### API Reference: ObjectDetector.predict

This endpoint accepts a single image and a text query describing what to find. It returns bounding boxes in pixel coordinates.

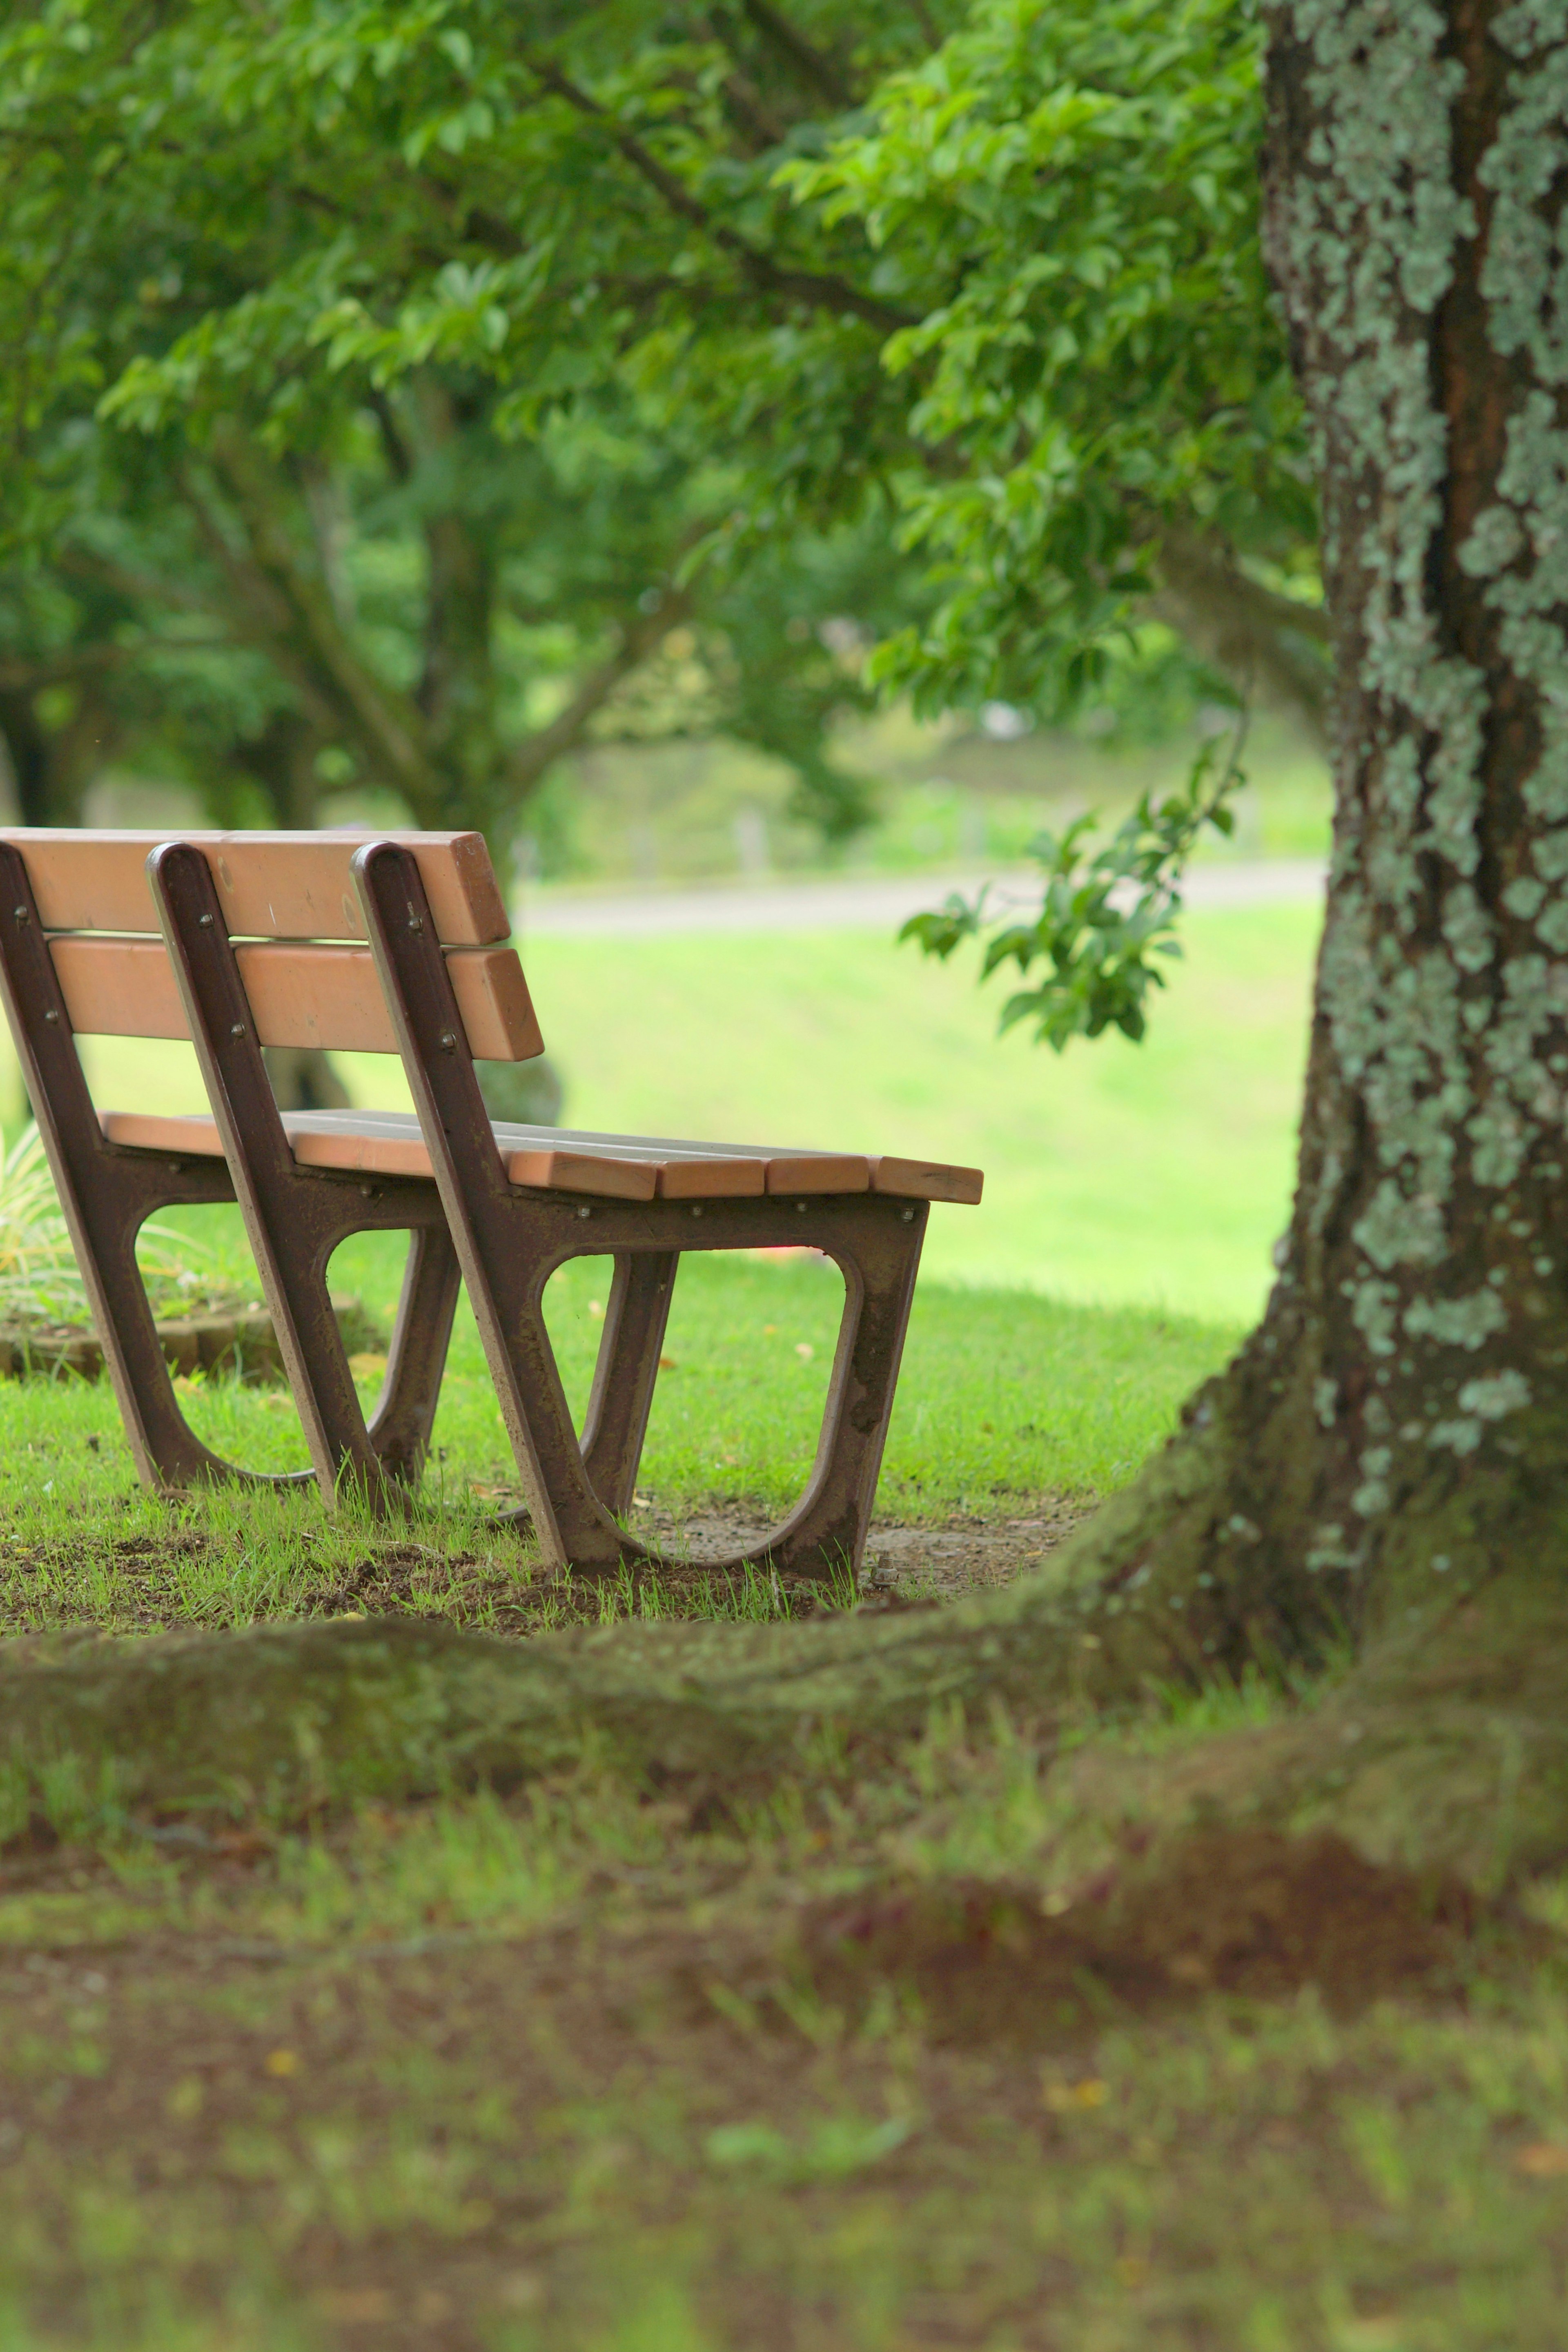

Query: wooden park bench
[0,828,982,1579]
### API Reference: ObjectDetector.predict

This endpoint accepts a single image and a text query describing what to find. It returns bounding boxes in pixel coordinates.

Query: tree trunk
[410,379,508,842]
[1086,0,1568,1668]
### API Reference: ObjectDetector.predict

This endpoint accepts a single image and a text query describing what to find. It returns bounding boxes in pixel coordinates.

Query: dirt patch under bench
[0,1494,1093,1641]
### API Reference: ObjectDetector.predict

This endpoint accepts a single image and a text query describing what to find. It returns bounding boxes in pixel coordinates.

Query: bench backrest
[0,829,543,1062]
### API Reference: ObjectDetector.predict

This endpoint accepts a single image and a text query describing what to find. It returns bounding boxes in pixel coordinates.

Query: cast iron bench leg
[144,842,457,1512]
[365,1222,463,1484]
[579,1249,679,1520]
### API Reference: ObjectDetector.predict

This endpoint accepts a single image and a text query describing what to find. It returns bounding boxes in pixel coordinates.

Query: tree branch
[523,56,914,334]
[738,0,855,109]
[56,544,225,621]
[192,425,445,807]
[0,637,228,693]
[506,588,696,797]
[1147,528,1331,747]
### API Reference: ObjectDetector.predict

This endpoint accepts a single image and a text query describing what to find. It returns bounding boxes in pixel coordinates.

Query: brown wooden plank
[98,1111,657,1200]
[762,1154,871,1195]
[464,1125,868,1191]
[51,936,543,1060]
[287,1114,764,1195]
[655,1155,766,1198]
[869,1155,984,1205]
[98,1112,981,1203]
[100,1112,226,1158]
[2,829,509,944]
[501,1148,657,1201]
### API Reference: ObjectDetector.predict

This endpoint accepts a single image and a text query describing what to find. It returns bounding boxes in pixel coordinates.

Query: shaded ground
[5,1268,1563,2344]
[0,1497,1094,1641]
[638,1496,1087,1588]
[2,1790,1559,2352]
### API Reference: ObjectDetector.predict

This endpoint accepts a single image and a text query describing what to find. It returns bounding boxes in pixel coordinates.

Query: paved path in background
[517,857,1328,938]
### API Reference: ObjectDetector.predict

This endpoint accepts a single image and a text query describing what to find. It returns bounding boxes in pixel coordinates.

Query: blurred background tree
[0,0,1323,1110]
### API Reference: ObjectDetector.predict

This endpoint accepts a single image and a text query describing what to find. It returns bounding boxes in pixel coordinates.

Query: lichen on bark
[1178,0,1568,1627]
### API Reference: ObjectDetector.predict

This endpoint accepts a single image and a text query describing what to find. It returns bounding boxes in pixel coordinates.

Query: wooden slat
[283,1112,765,1198]
[98,1111,658,1200]
[500,1148,657,1201]
[52,936,543,1061]
[762,1155,870,1195]
[869,1155,984,1205]
[481,1125,867,1191]
[98,1109,983,1203]
[653,1156,766,1199]
[2,829,509,944]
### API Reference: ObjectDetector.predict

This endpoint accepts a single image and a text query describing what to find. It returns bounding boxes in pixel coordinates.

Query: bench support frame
[0,840,460,1505]
[354,840,926,1579]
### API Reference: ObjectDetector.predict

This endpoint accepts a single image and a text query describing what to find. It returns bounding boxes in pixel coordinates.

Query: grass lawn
[0,1227,1236,1635]
[8,891,1561,2350]
[3,1269,1567,2350]
[3,1673,1567,2351]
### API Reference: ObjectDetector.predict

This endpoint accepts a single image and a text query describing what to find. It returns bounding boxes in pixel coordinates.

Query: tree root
[7,1374,1567,1885]
[6,1525,1568,1889]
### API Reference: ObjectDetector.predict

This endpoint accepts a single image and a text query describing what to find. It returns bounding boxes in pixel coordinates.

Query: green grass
[4,876,1566,2347]
[0,1225,1236,1636]
[1,1715,1565,2351]
[1,900,1318,1323]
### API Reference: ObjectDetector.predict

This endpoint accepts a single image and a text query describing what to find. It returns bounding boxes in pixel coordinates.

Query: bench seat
[100,1108,984,1207]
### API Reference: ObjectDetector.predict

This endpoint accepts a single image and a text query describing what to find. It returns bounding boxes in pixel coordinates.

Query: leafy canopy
[7,0,1303,722]
[0,0,1307,1037]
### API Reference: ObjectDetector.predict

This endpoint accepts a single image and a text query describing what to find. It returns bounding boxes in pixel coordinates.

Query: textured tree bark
[1089,0,1568,1667]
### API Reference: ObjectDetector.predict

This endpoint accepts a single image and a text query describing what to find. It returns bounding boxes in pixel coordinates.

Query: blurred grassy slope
[2,900,1318,1323]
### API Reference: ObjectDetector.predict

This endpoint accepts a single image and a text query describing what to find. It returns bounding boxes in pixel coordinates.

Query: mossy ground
[5,1702,1568,2352]
[4,1257,1566,2347]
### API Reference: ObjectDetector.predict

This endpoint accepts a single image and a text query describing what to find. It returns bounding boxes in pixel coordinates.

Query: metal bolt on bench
[0,826,982,1581]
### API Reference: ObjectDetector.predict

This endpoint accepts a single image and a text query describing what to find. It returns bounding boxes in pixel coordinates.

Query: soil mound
[792,1828,1482,2044]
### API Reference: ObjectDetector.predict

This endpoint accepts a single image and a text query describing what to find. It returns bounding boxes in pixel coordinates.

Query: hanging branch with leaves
[899,727,1247,1052]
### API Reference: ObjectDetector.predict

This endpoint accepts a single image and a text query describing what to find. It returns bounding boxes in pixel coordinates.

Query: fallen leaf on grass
[317,2288,394,2323]
[1044,2077,1108,2112]
[212,1827,274,1862]
[263,2048,298,2078]
[1515,2141,1568,2176]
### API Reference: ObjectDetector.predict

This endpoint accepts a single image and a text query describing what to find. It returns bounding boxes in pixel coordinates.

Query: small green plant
[705,2114,915,2184]
[0,1125,94,1326]
[900,731,1246,1050]
[0,1125,221,1329]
